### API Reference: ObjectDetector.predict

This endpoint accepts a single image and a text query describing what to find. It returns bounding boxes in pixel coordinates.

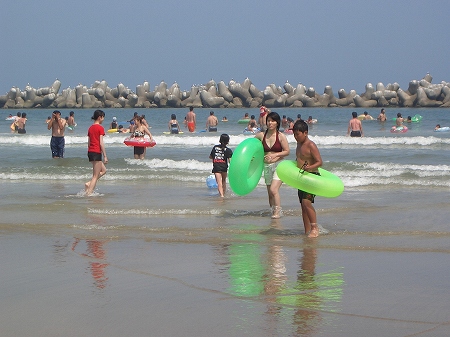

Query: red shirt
[87,123,105,153]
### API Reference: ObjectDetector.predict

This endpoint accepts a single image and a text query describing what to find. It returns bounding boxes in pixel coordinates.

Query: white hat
[113,117,117,121]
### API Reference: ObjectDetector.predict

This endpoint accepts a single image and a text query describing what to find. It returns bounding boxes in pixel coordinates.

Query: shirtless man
[247,115,258,131]
[47,110,66,158]
[16,113,27,134]
[11,112,22,131]
[186,107,196,132]
[206,111,218,132]
[360,111,374,120]
[293,120,323,238]
[377,108,387,122]
[347,111,363,137]
[67,111,76,128]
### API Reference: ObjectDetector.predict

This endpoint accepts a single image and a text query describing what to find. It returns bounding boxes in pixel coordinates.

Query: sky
[1,0,449,95]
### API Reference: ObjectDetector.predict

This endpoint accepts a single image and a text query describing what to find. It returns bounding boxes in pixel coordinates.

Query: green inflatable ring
[276,160,344,198]
[237,119,251,124]
[411,114,422,122]
[229,138,264,196]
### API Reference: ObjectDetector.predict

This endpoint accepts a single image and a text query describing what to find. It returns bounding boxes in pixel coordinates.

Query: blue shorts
[50,136,65,158]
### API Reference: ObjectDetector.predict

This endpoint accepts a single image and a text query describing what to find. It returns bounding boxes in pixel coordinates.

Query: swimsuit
[262,130,283,152]
[262,131,283,185]
[50,136,65,158]
[133,130,145,137]
[187,121,195,132]
[350,131,361,137]
[208,126,217,132]
[133,129,146,155]
[298,171,321,203]
[170,123,179,134]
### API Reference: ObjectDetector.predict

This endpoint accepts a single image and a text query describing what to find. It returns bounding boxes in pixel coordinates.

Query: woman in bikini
[132,116,154,159]
[255,112,290,218]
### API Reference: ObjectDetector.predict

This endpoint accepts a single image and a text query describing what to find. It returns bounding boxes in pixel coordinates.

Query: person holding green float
[293,120,323,238]
[255,111,290,219]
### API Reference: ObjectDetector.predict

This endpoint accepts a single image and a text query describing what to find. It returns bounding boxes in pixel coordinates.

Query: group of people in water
[241,106,317,134]
[346,108,436,137]
[209,110,322,238]
[7,106,445,239]
[80,108,323,237]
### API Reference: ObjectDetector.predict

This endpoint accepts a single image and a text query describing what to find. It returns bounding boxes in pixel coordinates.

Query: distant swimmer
[259,105,269,131]
[395,113,404,127]
[281,115,289,129]
[358,111,374,120]
[67,111,76,128]
[247,115,258,130]
[347,111,363,137]
[168,114,181,134]
[110,116,118,130]
[17,112,27,134]
[377,108,387,122]
[186,106,196,132]
[206,111,218,132]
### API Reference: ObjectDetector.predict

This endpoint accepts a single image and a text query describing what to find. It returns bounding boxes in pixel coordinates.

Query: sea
[1,107,450,336]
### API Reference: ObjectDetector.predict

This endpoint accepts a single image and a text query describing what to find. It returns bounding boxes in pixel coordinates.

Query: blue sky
[1,0,449,95]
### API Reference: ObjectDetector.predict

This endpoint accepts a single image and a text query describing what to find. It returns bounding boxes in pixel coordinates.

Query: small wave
[2,134,449,148]
[88,208,223,216]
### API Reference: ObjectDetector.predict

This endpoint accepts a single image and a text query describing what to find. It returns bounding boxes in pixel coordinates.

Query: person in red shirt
[85,110,108,195]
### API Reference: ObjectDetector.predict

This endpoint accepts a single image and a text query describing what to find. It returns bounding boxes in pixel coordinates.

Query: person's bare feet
[271,206,282,219]
[308,223,319,238]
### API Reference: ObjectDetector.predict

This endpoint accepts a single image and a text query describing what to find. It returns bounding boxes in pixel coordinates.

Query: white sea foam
[2,134,449,148]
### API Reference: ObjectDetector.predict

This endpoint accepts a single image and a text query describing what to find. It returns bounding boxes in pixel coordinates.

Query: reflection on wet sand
[224,223,344,335]
[72,238,109,290]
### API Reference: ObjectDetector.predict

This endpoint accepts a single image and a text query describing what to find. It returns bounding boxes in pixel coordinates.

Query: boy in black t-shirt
[209,134,233,197]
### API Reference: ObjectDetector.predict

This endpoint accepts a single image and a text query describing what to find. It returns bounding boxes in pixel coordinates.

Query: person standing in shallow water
[85,110,108,196]
[255,111,290,219]
[377,108,387,122]
[206,111,218,132]
[47,110,66,158]
[209,134,233,197]
[186,106,196,132]
[293,120,323,238]
[347,111,363,137]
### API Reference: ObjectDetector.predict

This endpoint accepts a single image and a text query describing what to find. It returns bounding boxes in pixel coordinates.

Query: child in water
[293,120,323,238]
[209,134,233,197]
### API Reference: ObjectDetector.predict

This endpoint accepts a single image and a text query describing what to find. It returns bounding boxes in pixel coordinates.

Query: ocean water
[1,107,450,336]
[2,106,450,235]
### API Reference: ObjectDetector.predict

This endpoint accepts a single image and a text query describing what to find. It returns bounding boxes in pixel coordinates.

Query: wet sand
[1,202,450,336]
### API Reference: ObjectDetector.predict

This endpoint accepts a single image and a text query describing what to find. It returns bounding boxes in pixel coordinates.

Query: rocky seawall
[1,74,449,109]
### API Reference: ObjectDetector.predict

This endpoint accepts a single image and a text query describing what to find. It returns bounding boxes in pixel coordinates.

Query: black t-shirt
[210,145,233,173]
